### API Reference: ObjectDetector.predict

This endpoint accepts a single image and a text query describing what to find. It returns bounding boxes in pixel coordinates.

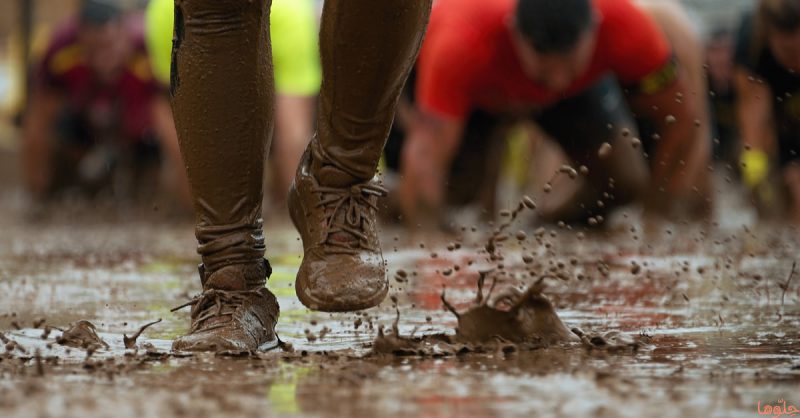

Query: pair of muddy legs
[169,0,431,351]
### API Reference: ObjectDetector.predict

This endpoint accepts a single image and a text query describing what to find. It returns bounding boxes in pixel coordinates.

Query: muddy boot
[172,259,280,352]
[288,151,388,312]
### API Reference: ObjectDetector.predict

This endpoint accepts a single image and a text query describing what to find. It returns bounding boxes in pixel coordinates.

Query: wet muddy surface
[0,189,799,418]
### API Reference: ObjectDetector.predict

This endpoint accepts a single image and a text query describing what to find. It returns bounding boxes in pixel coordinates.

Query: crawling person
[399,0,712,227]
[734,0,800,222]
[21,0,188,207]
[166,0,431,351]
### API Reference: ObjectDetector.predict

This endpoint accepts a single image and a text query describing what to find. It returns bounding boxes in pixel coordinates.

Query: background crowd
[0,0,797,227]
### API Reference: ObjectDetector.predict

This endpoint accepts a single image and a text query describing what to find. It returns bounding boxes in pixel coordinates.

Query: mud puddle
[0,197,799,417]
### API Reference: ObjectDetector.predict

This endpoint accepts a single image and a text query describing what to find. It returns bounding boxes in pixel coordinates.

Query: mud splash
[373,195,645,356]
[442,274,576,344]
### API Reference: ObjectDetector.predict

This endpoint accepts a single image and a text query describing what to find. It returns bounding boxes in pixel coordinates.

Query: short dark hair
[759,0,800,33]
[515,0,594,53]
[79,0,122,26]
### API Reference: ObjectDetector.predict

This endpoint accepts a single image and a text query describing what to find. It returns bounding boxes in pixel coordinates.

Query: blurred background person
[706,28,739,164]
[734,0,800,222]
[397,0,711,228]
[145,0,321,216]
[21,0,189,209]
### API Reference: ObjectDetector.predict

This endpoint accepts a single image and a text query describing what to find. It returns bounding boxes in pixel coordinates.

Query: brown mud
[0,181,799,417]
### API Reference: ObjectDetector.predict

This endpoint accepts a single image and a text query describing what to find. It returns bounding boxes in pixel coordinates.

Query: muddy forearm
[734,69,775,154]
[632,77,699,195]
[399,114,463,224]
[22,91,60,197]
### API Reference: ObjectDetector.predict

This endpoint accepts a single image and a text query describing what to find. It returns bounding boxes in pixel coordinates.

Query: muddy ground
[0,176,798,418]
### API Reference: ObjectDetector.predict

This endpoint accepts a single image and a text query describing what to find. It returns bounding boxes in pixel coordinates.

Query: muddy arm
[22,89,62,197]
[629,74,699,198]
[399,111,464,227]
[734,68,775,155]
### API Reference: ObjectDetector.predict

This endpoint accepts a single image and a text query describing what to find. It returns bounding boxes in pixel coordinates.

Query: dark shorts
[536,75,655,161]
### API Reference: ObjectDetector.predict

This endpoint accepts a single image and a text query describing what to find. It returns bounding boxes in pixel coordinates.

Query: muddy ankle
[307,142,370,188]
[311,163,363,188]
[201,259,271,291]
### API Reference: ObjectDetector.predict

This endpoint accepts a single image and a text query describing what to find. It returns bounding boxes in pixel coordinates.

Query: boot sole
[288,185,388,312]
[258,336,281,352]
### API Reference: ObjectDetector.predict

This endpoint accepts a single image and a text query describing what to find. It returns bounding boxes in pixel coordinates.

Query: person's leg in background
[170,0,279,352]
[268,0,321,211]
[778,128,800,222]
[535,77,650,225]
[445,111,508,219]
[289,0,432,311]
[271,95,316,208]
[384,83,507,228]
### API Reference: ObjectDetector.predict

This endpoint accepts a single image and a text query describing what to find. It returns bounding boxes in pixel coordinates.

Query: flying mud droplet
[631,137,641,149]
[123,319,162,349]
[665,115,677,125]
[598,142,612,159]
[522,196,537,209]
[631,264,641,275]
[559,165,578,179]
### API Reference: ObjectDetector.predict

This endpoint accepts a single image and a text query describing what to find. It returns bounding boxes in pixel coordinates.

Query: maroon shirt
[35,18,159,143]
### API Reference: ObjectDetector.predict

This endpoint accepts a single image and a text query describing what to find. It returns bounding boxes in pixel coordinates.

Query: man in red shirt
[399,0,711,225]
[22,0,187,206]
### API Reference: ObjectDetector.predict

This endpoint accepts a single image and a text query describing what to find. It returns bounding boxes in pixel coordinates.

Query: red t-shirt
[415,0,672,120]
[35,18,159,142]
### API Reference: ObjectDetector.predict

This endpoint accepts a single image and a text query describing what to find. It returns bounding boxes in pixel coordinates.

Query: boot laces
[311,182,387,254]
[171,289,262,333]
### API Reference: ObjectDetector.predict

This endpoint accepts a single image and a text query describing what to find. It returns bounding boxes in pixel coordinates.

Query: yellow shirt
[144,0,321,95]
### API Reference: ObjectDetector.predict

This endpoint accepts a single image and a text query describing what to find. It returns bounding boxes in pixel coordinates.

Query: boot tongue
[203,264,258,291]
[315,164,359,188]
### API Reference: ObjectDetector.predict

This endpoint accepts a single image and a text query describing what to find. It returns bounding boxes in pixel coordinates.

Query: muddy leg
[536,77,649,224]
[169,0,279,352]
[784,163,800,223]
[171,0,274,280]
[310,0,432,187]
[288,0,431,312]
[539,125,649,223]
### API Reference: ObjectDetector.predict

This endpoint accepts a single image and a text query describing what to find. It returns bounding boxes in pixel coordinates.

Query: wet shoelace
[171,289,262,333]
[311,183,388,254]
